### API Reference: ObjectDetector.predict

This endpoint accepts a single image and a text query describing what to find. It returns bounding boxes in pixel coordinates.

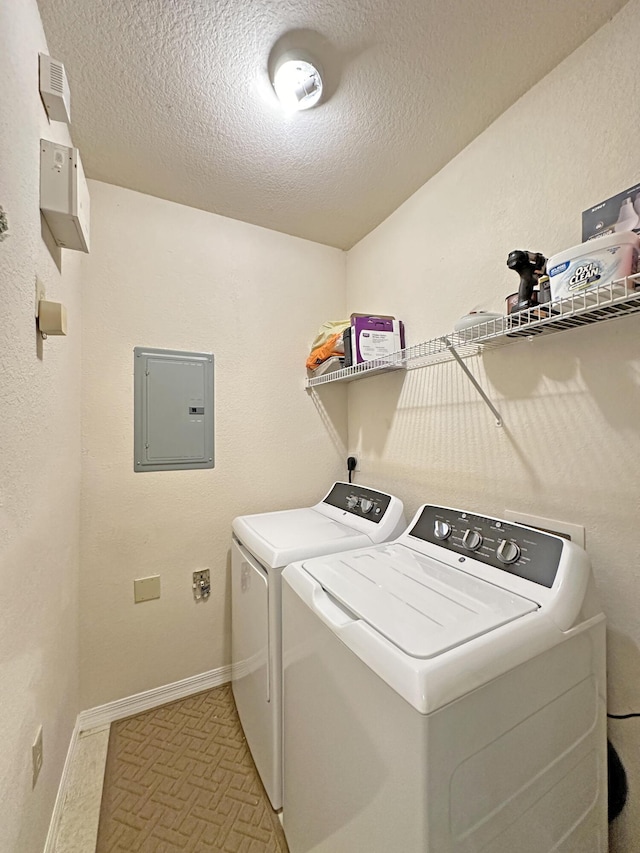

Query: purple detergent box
[350,315,405,364]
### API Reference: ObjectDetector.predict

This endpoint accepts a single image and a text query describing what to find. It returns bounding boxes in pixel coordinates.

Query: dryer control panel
[409,505,564,588]
[323,483,391,524]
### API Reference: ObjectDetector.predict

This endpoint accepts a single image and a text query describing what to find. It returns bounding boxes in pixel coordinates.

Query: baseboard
[77,664,232,731]
[42,717,80,853]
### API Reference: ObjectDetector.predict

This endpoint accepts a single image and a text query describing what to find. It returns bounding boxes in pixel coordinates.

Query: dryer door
[231,538,282,809]
[231,539,270,700]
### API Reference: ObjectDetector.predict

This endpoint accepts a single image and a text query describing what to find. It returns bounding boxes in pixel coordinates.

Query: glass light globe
[273,58,323,111]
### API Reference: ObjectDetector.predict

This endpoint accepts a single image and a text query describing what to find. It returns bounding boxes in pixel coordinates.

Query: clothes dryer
[231,482,405,810]
[282,504,607,852]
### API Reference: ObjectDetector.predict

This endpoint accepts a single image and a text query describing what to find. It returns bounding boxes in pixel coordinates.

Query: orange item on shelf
[306,332,343,370]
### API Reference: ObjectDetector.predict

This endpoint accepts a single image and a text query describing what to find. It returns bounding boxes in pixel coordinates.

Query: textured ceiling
[37,0,626,249]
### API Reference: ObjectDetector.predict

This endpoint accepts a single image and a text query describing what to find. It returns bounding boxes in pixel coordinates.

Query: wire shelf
[305,274,640,389]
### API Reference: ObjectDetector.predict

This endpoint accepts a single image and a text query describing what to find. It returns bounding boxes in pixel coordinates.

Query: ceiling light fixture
[272,50,323,112]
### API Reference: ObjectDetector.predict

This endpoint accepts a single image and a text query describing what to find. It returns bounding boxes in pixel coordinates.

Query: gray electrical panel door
[134,347,214,472]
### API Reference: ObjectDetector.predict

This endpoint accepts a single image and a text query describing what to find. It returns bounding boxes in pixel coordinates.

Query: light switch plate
[134,575,161,603]
[35,277,46,317]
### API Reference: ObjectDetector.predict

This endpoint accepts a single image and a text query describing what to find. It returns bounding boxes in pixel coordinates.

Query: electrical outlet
[193,569,211,601]
[32,726,43,788]
[346,455,359,479]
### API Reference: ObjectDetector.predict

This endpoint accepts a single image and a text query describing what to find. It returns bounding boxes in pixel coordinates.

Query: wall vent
[39,53,71,124]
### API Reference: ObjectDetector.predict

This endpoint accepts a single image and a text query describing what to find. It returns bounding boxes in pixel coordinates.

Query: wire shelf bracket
[442,336,503,427]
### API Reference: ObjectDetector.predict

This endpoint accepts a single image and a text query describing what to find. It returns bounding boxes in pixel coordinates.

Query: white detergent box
[582,182,640,241]
[547,231,640,301]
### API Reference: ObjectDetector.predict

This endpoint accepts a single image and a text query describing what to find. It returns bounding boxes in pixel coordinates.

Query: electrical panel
[40,140,90,253]
[134,347,214,472]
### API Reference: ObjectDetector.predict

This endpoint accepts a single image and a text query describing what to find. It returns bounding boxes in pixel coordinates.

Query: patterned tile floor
[95,685,288,852]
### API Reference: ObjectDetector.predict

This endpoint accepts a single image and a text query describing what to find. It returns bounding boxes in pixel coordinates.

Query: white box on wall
[39,139,90,253]
[38,53,71,124]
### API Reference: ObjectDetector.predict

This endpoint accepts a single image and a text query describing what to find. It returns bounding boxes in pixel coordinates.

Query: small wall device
[37,300,67,337]
[40,140,90,253]
[34,279,67,340]
[39,54,71,124]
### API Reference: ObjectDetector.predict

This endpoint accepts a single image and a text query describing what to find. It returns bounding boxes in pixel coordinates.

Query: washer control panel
[409,505,564,588]
[323,483,391,523]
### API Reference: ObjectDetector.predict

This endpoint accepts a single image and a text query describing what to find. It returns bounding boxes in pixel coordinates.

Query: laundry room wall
[345,1,640,849]
[0,2,83,852]
[80,180,346,709]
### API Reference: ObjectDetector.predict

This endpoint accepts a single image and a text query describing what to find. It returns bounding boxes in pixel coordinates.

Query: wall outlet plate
[503,509,585,549]
[134,575,161,603]
[346,455,359,475]
[32,725,43,788]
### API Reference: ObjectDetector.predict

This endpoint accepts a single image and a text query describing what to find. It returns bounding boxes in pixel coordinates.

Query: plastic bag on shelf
[309,320,350,351]
[306,320,350,370]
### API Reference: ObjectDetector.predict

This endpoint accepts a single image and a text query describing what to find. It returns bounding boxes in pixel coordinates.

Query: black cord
[608,712,640,720]
[348,469,352,483]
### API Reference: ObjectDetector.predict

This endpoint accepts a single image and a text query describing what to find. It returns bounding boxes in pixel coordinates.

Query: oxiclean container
[547,231,639,301]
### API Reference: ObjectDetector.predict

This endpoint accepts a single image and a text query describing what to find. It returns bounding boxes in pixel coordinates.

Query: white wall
[345,1,640,849]
[80,180,346,708]
[0,2,83,852]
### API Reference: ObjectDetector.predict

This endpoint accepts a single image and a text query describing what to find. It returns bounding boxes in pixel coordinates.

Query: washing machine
[282,504,607,853]
[231,482,405,810]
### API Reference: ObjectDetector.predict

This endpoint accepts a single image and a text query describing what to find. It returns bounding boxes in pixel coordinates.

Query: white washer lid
[232,508,371,568]
[302,543,538,658]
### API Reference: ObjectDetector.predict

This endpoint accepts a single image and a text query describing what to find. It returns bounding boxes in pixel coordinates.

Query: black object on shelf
[507,250,547,313]
[343,326,353,367]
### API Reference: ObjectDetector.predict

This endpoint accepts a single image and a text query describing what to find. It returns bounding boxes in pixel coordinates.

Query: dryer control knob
[346,495,359,510]
[462,529,483,551]
[497,539,521,564]
[433,520,452,540]
[359,498,374,514]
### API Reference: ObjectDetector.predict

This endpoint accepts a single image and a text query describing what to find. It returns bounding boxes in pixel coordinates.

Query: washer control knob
[360,498,374,514]
[497,539,521,565]
[433,520,452,540]
[462,529,483,551]
[346,495,359,510]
